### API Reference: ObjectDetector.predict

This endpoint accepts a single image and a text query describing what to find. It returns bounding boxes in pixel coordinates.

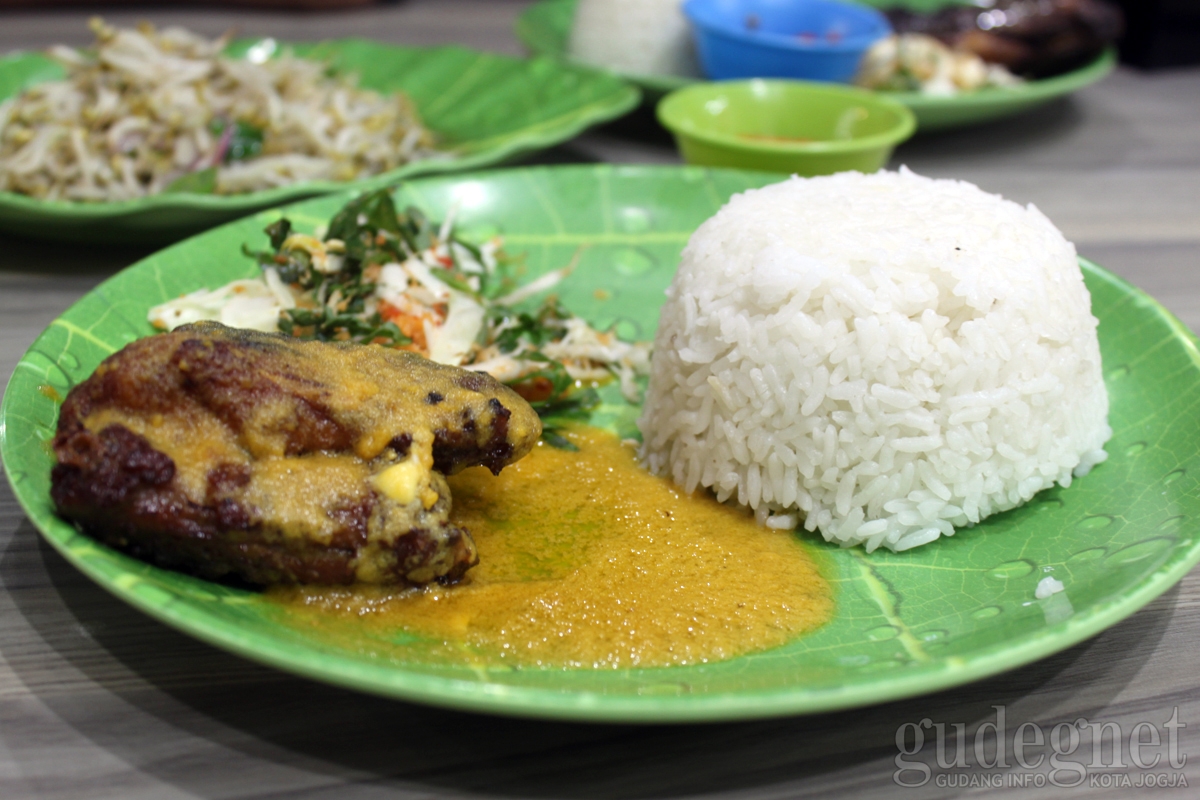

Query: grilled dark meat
[51,322,541,586]
[887,0,1123,78]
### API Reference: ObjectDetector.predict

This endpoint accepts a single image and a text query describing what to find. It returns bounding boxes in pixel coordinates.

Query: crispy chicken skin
[50,322,541,586]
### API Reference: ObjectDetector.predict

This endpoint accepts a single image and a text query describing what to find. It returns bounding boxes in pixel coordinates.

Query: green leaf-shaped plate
[516,0,1116,130]
[4,165,1199,722]
[0,39,639,244]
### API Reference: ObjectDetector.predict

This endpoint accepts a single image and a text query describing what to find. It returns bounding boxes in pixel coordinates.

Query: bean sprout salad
[0,20,441,201]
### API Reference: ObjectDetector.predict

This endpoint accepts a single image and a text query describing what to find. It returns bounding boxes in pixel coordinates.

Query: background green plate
[0,39,640,244]
[515,0,1116,130]
[4,165,1199,723]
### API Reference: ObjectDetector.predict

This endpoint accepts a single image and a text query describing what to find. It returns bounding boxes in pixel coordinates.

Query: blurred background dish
[0,37,640,243]
[1,22,443,203]
[518,0,700,93]
[516,0,1121,130]
[656,78,915,174]
[880,45,1114,130]
[681,0,891,83]
[882,0,1123,80]
[568,0,701,79]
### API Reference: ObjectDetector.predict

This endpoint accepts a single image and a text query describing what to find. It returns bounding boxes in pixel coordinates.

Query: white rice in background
[638,169,1111,552]
[567,0,700,78]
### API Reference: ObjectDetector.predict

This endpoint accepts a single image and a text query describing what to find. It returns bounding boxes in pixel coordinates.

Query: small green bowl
[657,79,916,175]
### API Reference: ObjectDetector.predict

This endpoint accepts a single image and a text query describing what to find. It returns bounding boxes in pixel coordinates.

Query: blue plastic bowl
[682,0,892,83]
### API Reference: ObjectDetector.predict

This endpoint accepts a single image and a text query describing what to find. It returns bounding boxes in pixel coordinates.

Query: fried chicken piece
[50,322,541,586]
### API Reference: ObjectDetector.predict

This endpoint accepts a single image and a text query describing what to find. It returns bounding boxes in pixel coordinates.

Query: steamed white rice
[567,0,700,78]
[638,169,1111,552]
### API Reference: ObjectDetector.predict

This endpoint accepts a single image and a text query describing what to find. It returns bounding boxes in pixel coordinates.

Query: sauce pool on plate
[271,426,833,668]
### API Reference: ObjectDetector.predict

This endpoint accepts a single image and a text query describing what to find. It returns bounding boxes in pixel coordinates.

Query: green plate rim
[515,0,1117,122]
[4,164,1199,723]
[0,39,640,231]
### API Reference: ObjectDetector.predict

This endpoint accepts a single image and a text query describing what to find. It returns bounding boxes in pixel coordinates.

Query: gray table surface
[2,2,1199,798]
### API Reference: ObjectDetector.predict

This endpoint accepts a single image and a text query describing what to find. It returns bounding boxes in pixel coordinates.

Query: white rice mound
[638,169,1111,553]
[567,0,700,78]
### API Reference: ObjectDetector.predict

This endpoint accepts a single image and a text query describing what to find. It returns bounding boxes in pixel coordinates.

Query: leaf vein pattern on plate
[850,550,932,664]
[419,53,491,119]
[521,171,567,235]
[49,319,117,356]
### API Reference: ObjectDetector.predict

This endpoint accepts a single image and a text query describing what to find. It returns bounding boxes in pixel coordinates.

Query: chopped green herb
[210,118,265,163]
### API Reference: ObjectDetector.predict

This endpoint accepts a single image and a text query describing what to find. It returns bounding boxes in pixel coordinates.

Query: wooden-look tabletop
[2,2,1198,798]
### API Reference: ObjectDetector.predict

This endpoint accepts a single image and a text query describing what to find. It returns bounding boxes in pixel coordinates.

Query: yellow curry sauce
[272,426,832,668]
